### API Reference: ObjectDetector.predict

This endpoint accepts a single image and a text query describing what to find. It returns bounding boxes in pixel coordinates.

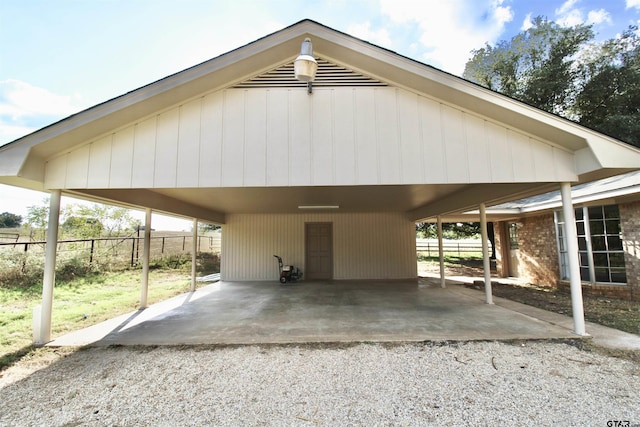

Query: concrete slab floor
[48,278,593,347]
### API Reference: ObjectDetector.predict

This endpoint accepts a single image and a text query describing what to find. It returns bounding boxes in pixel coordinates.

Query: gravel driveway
[1,341,638,426]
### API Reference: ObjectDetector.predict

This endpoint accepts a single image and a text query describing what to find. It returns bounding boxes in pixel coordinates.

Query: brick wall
[492,217,560,286]
[620,200,640,300]
[494,222,506,277]
[517,214,560,287]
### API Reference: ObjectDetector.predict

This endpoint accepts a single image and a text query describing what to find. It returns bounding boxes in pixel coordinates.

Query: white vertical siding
[311,90,333,185]
[376,89,401,183]
[333,89,356,185]
[200,92,224,186]
[244,90,267,186]
[65,144,90,188]
[110,126,135,187]
[465,115,491,182]
[176,99,202,187]
[289,90,312,185]
[354,89,378,184]
[45,86,577,189]
[221,90,245,186]
[420,96,446,182]
[266,90,290,186]
[154,109,179,187]
[131,117,157,188]
[509,129,534,181]
[441,105,469,183]
[221,212,417,281]
[87,135,112,188]
[486,122,513,182]
[398,90,423,184]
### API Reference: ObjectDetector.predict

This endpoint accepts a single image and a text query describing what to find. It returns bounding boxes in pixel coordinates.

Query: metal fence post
[89,239,95,265]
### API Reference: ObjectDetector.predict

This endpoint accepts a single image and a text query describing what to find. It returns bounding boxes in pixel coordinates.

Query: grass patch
[0,268,195,371]
[417,254,483,263]
[488,281,640,336]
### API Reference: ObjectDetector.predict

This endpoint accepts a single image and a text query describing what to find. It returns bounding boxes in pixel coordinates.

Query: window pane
[589,220,604,235]
[605,220,620,234]
[607,236,623,251]
[609,252,626,268]
[603,205,619,219]
[579,252,590,267]
[591,236,606,251]
[580,267,590,281]
[578,237,587,250]
[593,253,608,267]
[575,208,583,220]
[559,239,565,251]
[589,206,604,219]
[595,268,609,282]
[610,269,627,283]
[576,221,585,235]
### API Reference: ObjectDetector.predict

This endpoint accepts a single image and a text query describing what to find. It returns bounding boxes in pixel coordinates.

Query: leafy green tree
[0,212,22,228]
[464,17,640,147]
[25,201,49,241]
[25,200,139,240]
[61,216,104,238]
[464,17,593,115]
[61,204,137,238]
[572,26,640,146]
[416,222,495,258]
[199,223,221,232]
[416,222,481,239]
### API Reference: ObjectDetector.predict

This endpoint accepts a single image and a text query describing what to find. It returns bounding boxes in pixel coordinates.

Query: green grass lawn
[0,269,193,370]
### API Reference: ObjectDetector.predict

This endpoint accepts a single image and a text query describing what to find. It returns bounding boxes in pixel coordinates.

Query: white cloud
[521,13,534,31]
[586,9,612,25]
[0,79,87,145]
[557,8,584,27]
[555,1,612,27]
[627,0,640,10]
[378,0,514,75]
[0,79,82,119]
[556,0,580,16]
[347,21,392,48]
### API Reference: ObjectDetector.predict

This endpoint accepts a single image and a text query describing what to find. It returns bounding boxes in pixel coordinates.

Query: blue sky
[1,0,639,229]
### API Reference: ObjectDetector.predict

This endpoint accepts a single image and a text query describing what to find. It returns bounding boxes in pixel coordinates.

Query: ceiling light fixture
[294,37,318,94]
[298,205,339,209]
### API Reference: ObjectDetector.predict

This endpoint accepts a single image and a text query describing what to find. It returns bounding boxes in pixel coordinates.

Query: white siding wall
[221,212,417,281]
[46,87,575,189]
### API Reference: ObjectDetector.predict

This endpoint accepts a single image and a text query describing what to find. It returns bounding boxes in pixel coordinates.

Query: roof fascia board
[518,184,640,213]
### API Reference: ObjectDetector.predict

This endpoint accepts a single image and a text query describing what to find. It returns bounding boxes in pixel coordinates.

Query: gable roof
[1,19,639,223]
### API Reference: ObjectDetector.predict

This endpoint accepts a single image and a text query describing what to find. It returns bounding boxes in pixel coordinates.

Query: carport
[1,20,640,345]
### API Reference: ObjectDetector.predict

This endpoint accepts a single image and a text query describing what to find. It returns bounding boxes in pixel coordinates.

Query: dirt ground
[419,260,640,337]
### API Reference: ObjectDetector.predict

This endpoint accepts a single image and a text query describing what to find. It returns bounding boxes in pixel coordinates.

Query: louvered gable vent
[233,58,388,89]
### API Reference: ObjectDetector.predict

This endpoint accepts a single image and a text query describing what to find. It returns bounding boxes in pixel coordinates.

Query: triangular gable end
[232,57,389,89]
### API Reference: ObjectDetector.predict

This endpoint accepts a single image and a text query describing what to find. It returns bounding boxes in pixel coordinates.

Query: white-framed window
[555,204,626,285]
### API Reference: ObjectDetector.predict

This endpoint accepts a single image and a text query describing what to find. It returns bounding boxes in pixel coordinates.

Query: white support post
[36,190,61,345]
[560,182,587,336]
[140,208,152,309]
[480,203,493,304]
[191,218,198,292]
[437,216,446,288]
